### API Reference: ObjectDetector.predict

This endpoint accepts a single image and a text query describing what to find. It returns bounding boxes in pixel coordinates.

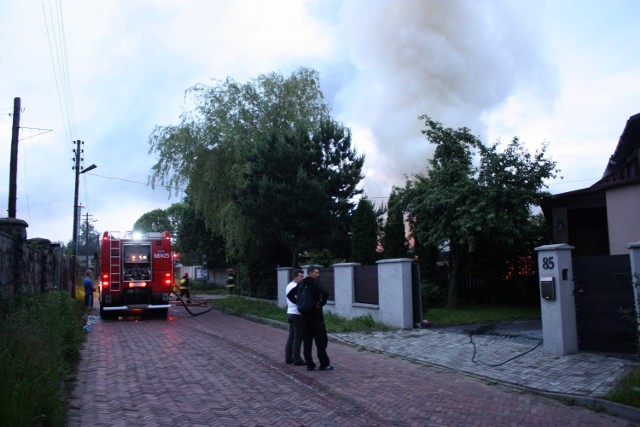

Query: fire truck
[99,230,174,319]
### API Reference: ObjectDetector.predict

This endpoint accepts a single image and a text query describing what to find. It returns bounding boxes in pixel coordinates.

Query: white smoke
[326,0,558,201]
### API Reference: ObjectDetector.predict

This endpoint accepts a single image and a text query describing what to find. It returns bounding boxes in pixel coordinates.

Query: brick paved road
[67,306,632,426]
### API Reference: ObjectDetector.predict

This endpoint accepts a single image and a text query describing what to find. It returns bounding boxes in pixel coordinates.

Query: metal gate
[573,254,637,353]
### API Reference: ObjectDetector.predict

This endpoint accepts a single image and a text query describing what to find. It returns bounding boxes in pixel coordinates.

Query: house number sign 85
[542,257,555,270]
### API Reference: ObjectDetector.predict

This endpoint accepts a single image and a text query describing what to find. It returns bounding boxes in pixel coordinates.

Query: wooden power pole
[7,97,21,218]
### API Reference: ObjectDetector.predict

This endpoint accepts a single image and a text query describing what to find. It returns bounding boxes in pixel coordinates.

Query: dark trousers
[285,314,304,363]
[302,311,330,368]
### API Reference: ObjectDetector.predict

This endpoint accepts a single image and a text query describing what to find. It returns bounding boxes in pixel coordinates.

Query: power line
[41,0,76,152]
[87,172,184,193]
[549,177,598,185]
[19,127,53,141]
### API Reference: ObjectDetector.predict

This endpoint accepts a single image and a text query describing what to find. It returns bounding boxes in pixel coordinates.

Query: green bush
[211,297,286,322]
[210,296,391,333]
[0,292,84,427]
[422,280,447,309]
[323,312,391,333]
[606,367,640,407]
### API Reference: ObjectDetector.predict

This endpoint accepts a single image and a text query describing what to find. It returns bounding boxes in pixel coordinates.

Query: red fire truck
[99,230,174,319]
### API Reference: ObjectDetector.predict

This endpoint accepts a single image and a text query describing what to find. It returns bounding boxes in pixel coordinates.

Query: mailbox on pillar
[540,277,555,301]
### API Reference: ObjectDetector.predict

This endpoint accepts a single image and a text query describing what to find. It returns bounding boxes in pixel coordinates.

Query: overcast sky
[1,0,639,244]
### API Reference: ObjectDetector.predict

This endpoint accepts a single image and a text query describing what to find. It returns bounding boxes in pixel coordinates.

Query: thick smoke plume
[330,0,556,200]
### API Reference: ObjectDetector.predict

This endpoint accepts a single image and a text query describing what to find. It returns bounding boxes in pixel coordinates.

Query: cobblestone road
[67,305,633,426]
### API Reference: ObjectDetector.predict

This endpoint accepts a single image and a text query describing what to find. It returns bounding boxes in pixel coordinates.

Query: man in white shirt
[285,269,306,365]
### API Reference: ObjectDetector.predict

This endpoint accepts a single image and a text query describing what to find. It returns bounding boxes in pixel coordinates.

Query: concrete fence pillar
[377,258,414,329]
[277,267,294,308]
[330,263,359,316]
[535,243,578,356]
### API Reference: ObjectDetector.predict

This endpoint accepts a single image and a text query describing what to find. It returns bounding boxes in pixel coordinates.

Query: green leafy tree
[148,68,364,293]
[382,188,407,258]
[133,201,226,267]
[177,197,226,267]
[308,119,365,259]
[149,68,329,259]
[239,120,364,267]
[133,207,181,235]
[238,127,329,268]
[351,197,379,264]
[401,116,558,308]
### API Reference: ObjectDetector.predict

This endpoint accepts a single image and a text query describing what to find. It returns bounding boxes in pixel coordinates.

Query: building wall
[551,207,569,245]
[606,185,640,254]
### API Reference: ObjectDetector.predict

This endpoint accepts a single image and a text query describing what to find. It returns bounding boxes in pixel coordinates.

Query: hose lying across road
[467,322,543,367]
[171,289,214,317]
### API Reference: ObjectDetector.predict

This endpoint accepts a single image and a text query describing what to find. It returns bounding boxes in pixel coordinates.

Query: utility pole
[71,140,97,289]
[72,140,83,258]
[7,97,21,218]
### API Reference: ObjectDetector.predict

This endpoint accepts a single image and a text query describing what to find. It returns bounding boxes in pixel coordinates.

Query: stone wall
[0,218,72,299]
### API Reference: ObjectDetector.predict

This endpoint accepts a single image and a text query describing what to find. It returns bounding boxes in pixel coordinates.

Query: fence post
[331,262,359,317]
[535,243,577,356]
[277,267,294,308]
[628,242,640,349]
[377,258,414,329]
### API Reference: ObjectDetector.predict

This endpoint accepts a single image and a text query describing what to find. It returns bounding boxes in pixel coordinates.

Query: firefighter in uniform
[178,272,191,303]
[226,269,236,294]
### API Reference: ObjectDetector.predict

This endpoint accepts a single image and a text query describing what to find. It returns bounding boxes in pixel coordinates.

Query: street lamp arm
[81,164,97,174]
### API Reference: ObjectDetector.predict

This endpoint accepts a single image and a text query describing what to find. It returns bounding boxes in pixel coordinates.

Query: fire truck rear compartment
[125,287,152,305]
[100,231,173,318]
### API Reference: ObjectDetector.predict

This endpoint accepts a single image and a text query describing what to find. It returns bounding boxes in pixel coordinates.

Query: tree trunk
[446,242,464,309]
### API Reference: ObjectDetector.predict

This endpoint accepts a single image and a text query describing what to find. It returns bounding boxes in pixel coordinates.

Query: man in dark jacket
[299,267,333,371]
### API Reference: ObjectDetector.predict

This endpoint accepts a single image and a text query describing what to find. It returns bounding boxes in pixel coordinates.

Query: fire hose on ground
[171,284,213,317]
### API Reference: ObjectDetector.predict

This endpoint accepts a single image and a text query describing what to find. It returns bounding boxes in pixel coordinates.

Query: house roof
[594,112,640,186]
[540,112,640,213]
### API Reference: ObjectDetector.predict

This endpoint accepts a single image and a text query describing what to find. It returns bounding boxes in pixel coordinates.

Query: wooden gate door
[573,255,637,353]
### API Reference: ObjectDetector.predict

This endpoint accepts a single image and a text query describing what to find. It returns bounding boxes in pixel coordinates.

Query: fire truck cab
[99,230,173,319]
